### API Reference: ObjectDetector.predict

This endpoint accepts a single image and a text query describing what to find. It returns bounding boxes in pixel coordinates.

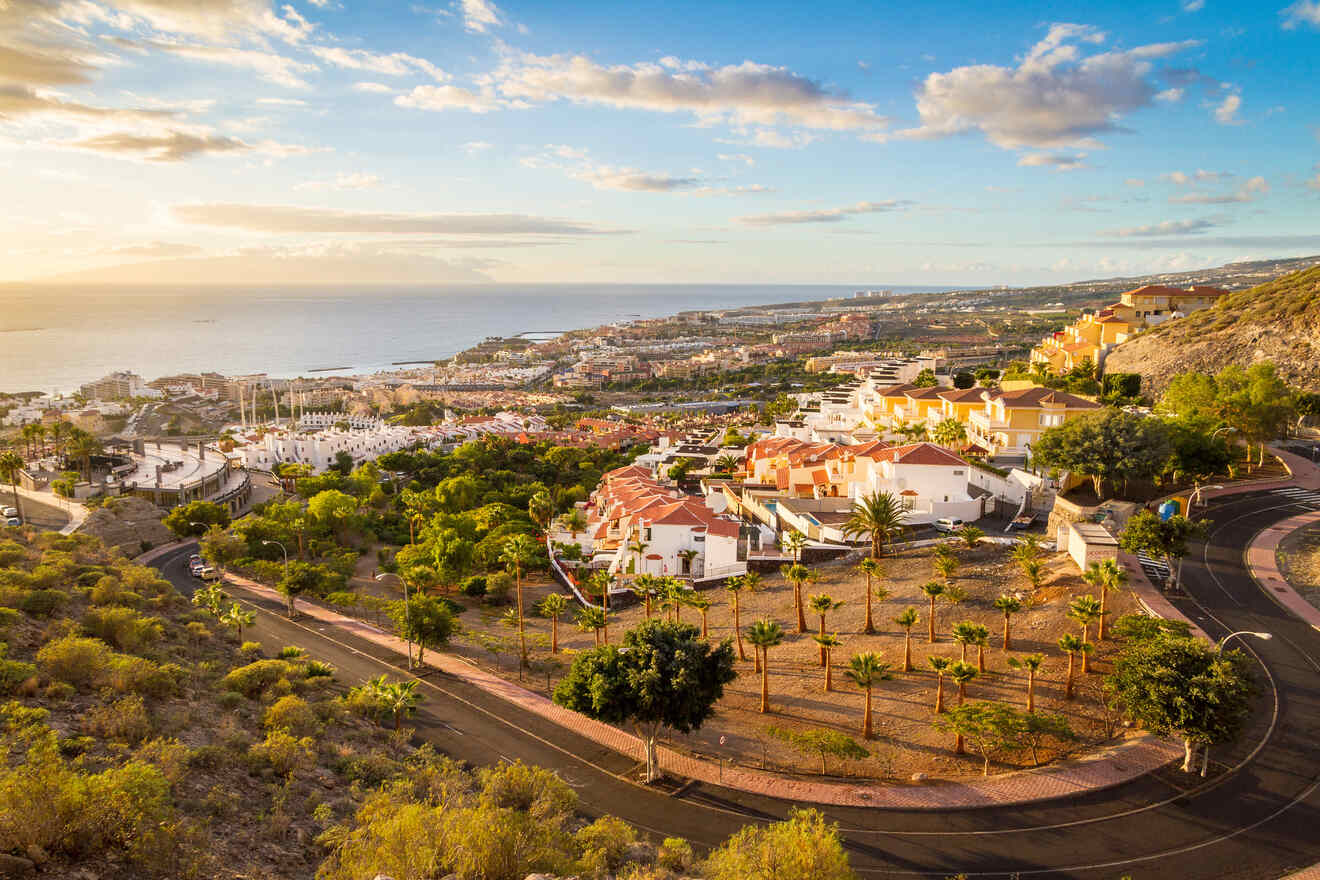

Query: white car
[1,507,16,518]
[933,517,965,533]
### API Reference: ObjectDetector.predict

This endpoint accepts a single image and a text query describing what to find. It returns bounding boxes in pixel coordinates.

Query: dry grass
[1278,524,1320,610]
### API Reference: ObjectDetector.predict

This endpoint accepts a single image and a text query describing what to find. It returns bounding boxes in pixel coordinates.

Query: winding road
[154,487,1320,879]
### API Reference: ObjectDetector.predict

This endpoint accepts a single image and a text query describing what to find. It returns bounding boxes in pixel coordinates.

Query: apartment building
[966,385,1101,457]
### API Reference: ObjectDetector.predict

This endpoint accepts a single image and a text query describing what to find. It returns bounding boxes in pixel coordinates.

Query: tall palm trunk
[903,630,913,672]
[928,596,937,643]
[515,565,527,667]
[1026,670,1036,712]
[759,648,770,713]
[1098,586,1108,641]
[934,674,945,713]
[863,573,874,634]
[732,594,746,661]
[818,615,827,666]
[977,645,986,673]
[955,683,968,754]
[1003,614,1012,651]
[795,582,806,633]
[862,686,873,739]
[822,649,832,691]
[1080,625,1090,673]
[1065,653,1076,699]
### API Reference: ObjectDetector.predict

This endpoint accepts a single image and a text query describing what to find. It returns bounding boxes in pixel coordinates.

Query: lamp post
[375,571,413,670]
[1217,630,1271,654]
[1188,484,1223,515]
[261,539,289,580]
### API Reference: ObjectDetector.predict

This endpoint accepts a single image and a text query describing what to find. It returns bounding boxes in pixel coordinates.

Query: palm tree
[221,603,255,642]
[857,557,885,634]
[928,656,951,713]
[783,529,807,563]
[808,593,844,665]
[49,421,71,459]
[842,490,907,558]
[894,607,919,672]
[781,562,812,634]
[847,652,893,739]
[1012,533,1043,565]
[0,452,23,520]
[559,508,587,539]
[576,605,608,646]
[1095,559,1127,642]
[631,573,659,618]
[947,661,979,754]
[584,569,613,613]
[933,544,959,586]
[677,548,700,578]
[30,424,45,458]
[919,580,945,643]
[713,454,739,474]
[1007,654,1045,712]
[627,536,650,575]
[1058,634,1091,700]
[969,624,990,672]
[538,593,569,653]
[660,577,685,623]
[1020,557,1046,592]
[687,593,712,640]
[1067,594,1103,673]
[747,619,785,713]
[378,678,422,731]
[993,594,1024,651]
[814,633,842,691]
[951,621,979,664]
[955,525,984,549]
[65,429,101,482]
[725,575,749,661]
[528,491,555,537]
[499,534,538,667]
[931,418,966,449]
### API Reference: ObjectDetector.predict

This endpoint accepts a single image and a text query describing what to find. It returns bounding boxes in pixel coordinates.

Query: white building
[851,442,987,524]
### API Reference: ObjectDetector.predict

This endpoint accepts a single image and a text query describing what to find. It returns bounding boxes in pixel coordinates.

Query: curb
[1245,512,1320,631]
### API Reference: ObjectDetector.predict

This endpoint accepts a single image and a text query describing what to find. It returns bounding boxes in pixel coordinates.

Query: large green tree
[553,619,735,783]
[1119,510,1207,590]
[389,593,457,665]
[1032,408,1172,499]
[162,500,231,538]
[842,490,907,558]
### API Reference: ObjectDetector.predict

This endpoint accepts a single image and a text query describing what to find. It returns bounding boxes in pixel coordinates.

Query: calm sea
[0,284,949,393]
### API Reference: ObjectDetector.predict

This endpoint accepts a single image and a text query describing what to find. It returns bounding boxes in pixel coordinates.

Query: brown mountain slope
[1104,265,1320,394]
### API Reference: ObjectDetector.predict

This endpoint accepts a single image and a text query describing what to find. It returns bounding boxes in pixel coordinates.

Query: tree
[677,548,700,577]
[1020,557,1046,592]
[686,593,712,640]
[781,563,813,634]
[713,454,739,475]
[631,573,660,618]
[1007,654,1045,712]
[277,560,322,618]
[993,594,1024,651]
[1217,362,1297,466]
[725,574,753,661]
[1106,633,1254,772]
[1032,409,1173,500]
[1058,634,1091,700]
[747,619,785,713]
[782,529,807,563]
[390,594,456,665]
[192,582,227,616]
[842,491,906,558]
[1020,711,1075,766]
[1067,594,1103,673]
[552,619,736,783]
[162,500,231,538]
[220,603,255,642]
[307,488,358,531]
[377,678,422,731]
[951,621,979,664]
[955,525,984,549]
[919,580,945,643]
[856,557,884,634]
[0,452,23,521]
[947,661,979,753]
[538,593,569,653]
[913,368,938,388]
[969,624,990,672]
[808,593,844,665]
[65,429,101,481]
[928,656,950,713]
[500,534,539,667]
[527,491,555,536]
[767,725,868,775]
[847,652,893,739]
[933,546,959,586]
[933,702,1028,775]
[931,418,967,449]
[894,607,919,672]
[1119,511,1207,590]
[813,633,842,691]
[627,536,650,575]
[559,508,587,538]
[575,605,608,647]
[703,807,857,880]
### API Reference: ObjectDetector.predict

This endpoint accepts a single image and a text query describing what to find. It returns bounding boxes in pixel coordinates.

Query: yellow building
[966,386,1101,457]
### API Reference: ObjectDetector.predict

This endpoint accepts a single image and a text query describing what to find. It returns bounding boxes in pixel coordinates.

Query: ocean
[0,283,951,393]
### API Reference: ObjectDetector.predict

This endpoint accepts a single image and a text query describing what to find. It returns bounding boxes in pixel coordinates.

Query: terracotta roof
[1124,284,1190,297]
[707,519,741,539]
[872,442,969,467]
[991,386,1101,409]
[874,382,919,397]
[904,386,948,401]
[936,387,986,403]
[901,489,919,496]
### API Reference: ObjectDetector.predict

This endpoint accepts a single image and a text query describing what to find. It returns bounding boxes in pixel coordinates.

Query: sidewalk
[1120,551,1212,642]
[11,485,86,536]
[217,569,1180,810]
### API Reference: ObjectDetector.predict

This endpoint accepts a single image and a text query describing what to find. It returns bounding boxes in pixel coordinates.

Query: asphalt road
[154,488,1320,880]
[9,492,71,532]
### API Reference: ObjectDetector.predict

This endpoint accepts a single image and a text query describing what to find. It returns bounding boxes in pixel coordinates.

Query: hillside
[1104,265,1320,394]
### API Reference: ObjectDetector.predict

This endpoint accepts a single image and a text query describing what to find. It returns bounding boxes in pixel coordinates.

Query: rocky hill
[1104,265,1320,395]
[76,494,175,556]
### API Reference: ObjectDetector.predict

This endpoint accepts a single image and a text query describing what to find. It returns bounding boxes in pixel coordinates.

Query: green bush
[239,641,263,659]
[657,837,694,872]
[0,607,19,629]
[221,659,296,698]
[263,695,319,737]
[248,730,317,776]
[305,660,336,679]
[0,658,37,695]
[276,646,308,660]
[20,589,68,617]
[83,694,153,744]
[574,815,637,875]
[107,655,181,699]
[460,575,488,598]
[82,606,164,653]
[36,635,114,690]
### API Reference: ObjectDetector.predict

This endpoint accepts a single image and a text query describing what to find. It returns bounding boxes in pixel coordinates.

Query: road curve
[154,488,1320,880]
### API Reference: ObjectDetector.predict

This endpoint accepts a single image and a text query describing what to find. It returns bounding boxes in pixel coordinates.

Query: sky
[1,0,1318,286]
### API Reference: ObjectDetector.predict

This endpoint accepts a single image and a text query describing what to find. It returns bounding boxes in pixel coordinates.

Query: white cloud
[1183,0,1205,11]
[1281,0,1320,29]
[1017,152,1087,171]
[735,200,913,225]
[461,140,493,153]
[893,23,1199,149]
[394,84,499,112]
[351,82,394,93]
[1169,175,1268,203]
[295,171,382,190]
[256,97,307,106]
[1162,169,1234,184]
[1154,87,1184,102]
[459,0,503,32]
[573,165,699,192]
[140,40,318,88]
[1213,92,1242,125]
[1099,217,1220,237]
[68,129,252,161]
[0,84,175,123]
[170,202,626,235]
[717,153,756,166]
[307,46,446,80]
[490,52,891,135]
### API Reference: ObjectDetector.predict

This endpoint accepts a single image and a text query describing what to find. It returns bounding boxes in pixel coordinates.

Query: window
[644,527,652,541]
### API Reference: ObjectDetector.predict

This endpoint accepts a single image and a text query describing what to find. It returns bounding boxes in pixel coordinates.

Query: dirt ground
[1278,524,1320,611]
[438,540,1139,783]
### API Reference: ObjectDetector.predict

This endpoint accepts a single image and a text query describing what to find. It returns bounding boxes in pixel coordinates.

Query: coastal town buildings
[79,371,159,401]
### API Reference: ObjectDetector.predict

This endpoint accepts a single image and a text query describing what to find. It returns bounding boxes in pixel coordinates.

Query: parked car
[933,517,965,533]
[188,553,203,565]
[189,561,206,577]
[198,566,219,580]
[4,517,20,527]
[1,507,17,518]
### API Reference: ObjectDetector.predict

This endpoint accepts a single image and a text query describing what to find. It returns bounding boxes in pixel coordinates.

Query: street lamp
[375,571,413,670]
[1188,484,1224,514]
[261,539,289,580]
[1217,630,1272,654]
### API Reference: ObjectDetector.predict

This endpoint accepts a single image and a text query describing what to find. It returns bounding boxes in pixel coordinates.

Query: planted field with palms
[443,537,1140,782]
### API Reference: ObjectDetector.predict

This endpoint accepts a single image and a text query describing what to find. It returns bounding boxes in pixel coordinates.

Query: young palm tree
[1020,557,1046,592]
[894,607,919,672]
[0,452,24,520]
[576,605,608,647]
[931,418,967,449]
[1067,594,1103,673]
[847,652,893,739]
[66,429,101,482]
[1096,559,1127,642]
[527,491,555,537]
[559,508,587,539]
[221,603,256,642]
[814,633,842,691]
[31,424,45,458]
[631,573,659,618]
[842,490,907,558]
[1007,654,1045,712]
[713,454,739,474]
[660,577,685,623]
[499,534,538,667]
[969,624,990,672]
[725,575,748,660]
[677,548,700,578]
[947,661,979,754]
[993,594,1025,651]
[919,580,945,643]
[1058,634,1091,700]
[856,557,885,634]
[1012,533,1044,565]
[955,524,985,549]
[783,529,807,563]
[951,620,979,664]
[808,593,844,665]
[747,619,785,713]
[928,655,951,713]
[781,562,812,633]
[687,593,712,639]
[628,536,650,575]
[377,679,421,731]
[538,593,569,653]
[933,545,959,586]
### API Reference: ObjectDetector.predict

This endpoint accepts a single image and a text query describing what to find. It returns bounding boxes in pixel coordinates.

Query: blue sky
[1,0,1318,285]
